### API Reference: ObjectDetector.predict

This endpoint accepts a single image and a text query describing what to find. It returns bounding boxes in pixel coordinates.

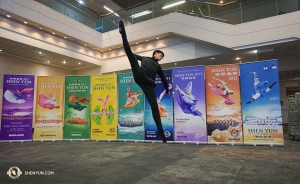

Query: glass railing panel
[34,0,300,33]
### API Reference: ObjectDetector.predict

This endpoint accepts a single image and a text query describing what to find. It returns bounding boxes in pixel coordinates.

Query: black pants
[121,35,164,133]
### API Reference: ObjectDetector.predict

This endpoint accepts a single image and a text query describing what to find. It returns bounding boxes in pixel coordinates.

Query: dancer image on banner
[120,80,143,111]
[246,72,277,104]
[67,94,89,111]
[208,76,234,105]
[119,20,170,143]
[37,89,60,109]
[4,88,33,104]
[175,81,205,121]
[92,95,117,125]
[156,84,173,120]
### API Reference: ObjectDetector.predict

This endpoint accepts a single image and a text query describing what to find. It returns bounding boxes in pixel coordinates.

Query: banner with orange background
[205,64,243,144]
[91,75,118,140]
[33,76,64,141]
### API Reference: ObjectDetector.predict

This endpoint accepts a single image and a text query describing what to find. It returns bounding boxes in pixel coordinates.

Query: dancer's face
[154,52,164,61]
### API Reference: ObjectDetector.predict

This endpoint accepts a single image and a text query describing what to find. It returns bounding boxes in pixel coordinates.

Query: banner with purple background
[1,74,35,141]
[173,66,207,143]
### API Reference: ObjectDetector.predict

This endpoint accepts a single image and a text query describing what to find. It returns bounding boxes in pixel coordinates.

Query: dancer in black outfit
[119,20,170,143]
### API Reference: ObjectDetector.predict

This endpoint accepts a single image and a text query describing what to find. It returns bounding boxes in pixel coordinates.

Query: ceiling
[0,0,300,81]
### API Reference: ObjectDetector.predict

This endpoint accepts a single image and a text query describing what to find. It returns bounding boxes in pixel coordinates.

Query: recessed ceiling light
[109,49,111,50]
[7,15,10,17]
[64,36,67,39]
[24,21,27,24]
[78,62,81,65]
[52,32,55,34]
[235,57,241,60]
[253,50,258,53]
[0,49,2,52]
[156,37,159,39]
[84,44,87,46]
[63,60,66,64]
[47,61,50,63]
[39,51,42,54]
[39,27,42,29]
[79,0,83,4]
[146,40,148,42]
[211,57,215,59]
[136,42,138,44]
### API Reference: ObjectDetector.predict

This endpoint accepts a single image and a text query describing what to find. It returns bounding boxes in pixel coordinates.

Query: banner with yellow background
[33,76,64,140]
[91,75,118,140]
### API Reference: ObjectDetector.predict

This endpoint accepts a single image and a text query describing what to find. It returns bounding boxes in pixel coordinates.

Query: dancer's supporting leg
[140,83,166,143]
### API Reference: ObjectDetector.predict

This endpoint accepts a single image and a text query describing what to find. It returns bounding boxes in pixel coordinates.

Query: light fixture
[78,62,81,65]
[114,13,119,17]
[24,21,27,24]
[63,60,66,64]
[7,15,10,17]
[162,0,185,9]
[64,36,67,39]
[253,50,258,53]
[235,57,241,60]
[156,37,159,39]
[146,40,148,42]
[130,10,152,18]
[104,6,114,13]
[78,0,83,4]
[211,57,215,59]
[101,51,103,52]
[39,27,42,29]
[136,42,138,44]
[84,44,87,46]
[109,49,111,50]
[47,61,50,64]
[93,48,95,49]
[52,32,55,34]
[39,51,42,54]
[117,47,120,48]
[220,0,223,4]
[0,49,2,52]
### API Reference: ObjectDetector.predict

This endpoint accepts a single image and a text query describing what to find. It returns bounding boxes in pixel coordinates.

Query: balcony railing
[35,0,300,33]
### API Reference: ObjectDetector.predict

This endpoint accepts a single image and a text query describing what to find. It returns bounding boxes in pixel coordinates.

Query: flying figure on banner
[157,83,173,120]
[4,88,33,104]
[92,95,117,125]
[246,72,277,104]
[208,76,234,105]
[175,81,205,121]
[120,80,143,111]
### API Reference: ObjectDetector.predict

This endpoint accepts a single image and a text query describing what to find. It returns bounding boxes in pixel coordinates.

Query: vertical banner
[145,69,174,142]
[117,73,145,141]
[173,66,207,143]
[91,75,118,140]
[33,76,64,141]
[205,64,243,144]
[0,74,35,141]
[63,76,90,140]
[240,60,284,146]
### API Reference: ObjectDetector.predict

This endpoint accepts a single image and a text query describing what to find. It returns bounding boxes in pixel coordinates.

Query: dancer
[157,84,173,120]
[175,82,205,121]
[246,72,277,104]
[119,20,170,143]
[208,77,234,105]
[120,80,143,111]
